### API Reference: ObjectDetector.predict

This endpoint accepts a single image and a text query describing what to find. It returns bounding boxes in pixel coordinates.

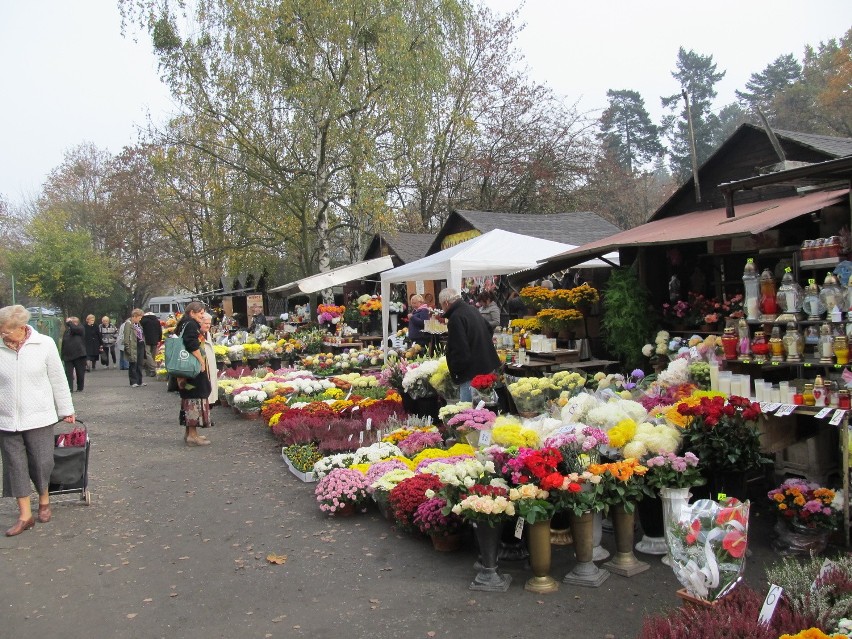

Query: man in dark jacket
[60,317,87,392]
[439,288,500,402]
[140,312,162,377]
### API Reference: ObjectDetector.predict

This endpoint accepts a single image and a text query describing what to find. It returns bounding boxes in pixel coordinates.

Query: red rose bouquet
[471,373,499,395]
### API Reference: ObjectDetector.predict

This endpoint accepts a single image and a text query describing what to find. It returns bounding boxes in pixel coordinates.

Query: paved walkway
[0,367,781,639]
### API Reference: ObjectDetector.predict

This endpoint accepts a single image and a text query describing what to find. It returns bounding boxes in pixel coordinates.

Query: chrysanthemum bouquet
[644,452,705,491]
[232,388,268,411]
[666,497,750,601]
[314,468,369,514]
[389,473,445,532]
[402,360,440,399]
[445,408,497,433]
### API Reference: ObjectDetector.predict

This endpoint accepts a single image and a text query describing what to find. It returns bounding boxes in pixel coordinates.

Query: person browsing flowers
[0,305,75,537]
[169,301,212,446]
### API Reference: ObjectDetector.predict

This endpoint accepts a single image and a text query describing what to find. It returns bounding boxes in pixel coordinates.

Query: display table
[322,341,363,353]
[526,348,580,364]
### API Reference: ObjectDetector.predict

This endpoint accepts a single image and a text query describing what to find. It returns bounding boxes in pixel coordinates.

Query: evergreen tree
[598,89,664,173]
[735,53,802,122]
[661,48,726,181]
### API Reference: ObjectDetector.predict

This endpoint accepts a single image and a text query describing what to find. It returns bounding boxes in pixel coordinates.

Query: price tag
[759,402,770,413]
[344,388,352,401]
[365,418,372,431]
[351,405,360,412]
[359,431,364,444]
[758,584,783,625]
[689,346,700,359]
[765,402,782,413]
[771,361,779,366]
[716,492,727,501]
[778,404,797,416]
[348,434,353,441]
[478,430,492,447]
[514,517,525,539]
[804,362,812,368]
[476,400,486,410]
[829,409,846,426]
[815,407,834,419]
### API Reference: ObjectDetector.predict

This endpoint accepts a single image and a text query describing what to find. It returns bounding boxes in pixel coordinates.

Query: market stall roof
[531,188,850,274]
[268,256,395,296]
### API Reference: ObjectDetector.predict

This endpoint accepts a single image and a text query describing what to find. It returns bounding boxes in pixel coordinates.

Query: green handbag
[164,325,202,378]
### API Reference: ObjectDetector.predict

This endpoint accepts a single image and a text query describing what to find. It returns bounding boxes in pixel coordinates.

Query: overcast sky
[1,1,849,206]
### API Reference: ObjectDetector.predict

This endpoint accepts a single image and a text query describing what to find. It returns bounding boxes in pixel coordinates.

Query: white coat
[0,328,75,432]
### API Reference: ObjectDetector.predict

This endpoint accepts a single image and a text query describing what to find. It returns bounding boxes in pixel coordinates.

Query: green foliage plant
[600,265,655,369]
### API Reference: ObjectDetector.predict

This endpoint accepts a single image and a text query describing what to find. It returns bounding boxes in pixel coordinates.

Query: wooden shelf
[800,257,841,269]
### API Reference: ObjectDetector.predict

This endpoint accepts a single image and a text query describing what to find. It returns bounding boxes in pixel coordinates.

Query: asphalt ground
[0,365,799,639]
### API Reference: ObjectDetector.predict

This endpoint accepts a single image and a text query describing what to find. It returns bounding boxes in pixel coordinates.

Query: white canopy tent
[379,229,580,349]
[268,256,395,296]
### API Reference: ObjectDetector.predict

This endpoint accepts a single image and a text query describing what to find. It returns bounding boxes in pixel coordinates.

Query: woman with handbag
[167,301,212,446]
[0,305,76,536]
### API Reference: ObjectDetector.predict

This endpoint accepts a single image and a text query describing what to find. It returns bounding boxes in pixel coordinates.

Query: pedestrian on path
[199,312,218,411]
[0,305,76,537]
[168,301,212,446]
[60,316,87,392]
[84,314,102,371]
[116,316,129,370]
[122,309,147,388]
[98,315,118,368]
[140,311,162,378]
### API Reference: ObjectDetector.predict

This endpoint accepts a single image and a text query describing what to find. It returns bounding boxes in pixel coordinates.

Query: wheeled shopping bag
[49,422,92,505]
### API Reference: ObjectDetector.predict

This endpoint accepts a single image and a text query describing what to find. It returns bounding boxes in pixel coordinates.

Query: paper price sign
[776,404,796,417]
[764,403,782,413]
[344,388,352,401]
[365,418,372,431]
[359,431,364,444]
[514,517,525,539]
[829,409,846,426]
[758,584,783,625]
[476,400,486,410]
[478,430,492,447]
[815,407,834,419]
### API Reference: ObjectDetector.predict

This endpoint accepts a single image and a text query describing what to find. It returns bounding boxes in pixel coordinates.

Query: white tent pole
[381,279,390,356]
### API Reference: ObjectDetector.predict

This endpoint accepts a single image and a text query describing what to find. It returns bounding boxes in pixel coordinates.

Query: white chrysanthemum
[561,392,600,424]
[658,358,690,386]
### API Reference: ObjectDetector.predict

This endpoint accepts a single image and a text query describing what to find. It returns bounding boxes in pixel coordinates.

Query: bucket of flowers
[314,467,369,516]
[470,373,499,407]
[506,376,552,417]
[445,407,497,447]
[767,477,842,556]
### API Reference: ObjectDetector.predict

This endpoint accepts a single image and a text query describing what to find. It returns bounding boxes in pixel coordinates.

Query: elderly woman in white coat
[199,313,219,408]
[0,305,75,537]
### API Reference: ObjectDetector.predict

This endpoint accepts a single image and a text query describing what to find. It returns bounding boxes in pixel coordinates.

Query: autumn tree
[598,89,663,173]
[121,0,467,279]
[661,48,726,181]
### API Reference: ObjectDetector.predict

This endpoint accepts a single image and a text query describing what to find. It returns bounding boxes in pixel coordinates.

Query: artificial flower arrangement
[428,358,458,399]
[768,478,842,531]
[643,452,705,491]
[357,295,382,316]
[414,496,463,537]
[666,496,750,601]
[402,359,441,398]
[314,468,369,514]
[451,483,516,526]
[470,373,499,396]
[586,458,651,513]
[677,394,769,474]
[317,304,346,325]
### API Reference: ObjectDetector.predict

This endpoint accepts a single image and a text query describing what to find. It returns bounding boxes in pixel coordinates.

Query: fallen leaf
[143,598,153,603]
[266,554,288,565]
[126,613,137,619]
[427,633,436,637]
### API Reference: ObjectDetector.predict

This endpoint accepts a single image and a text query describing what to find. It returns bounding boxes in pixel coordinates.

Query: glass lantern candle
[769,325,785,362]
[721,327,738,360]
[751,331,769,364]
[742,258,760,321]
[819,272,842,314]
[759,268,779,320]
[775,267,804,318]
[783,323,803,362]
[834,335,849,365]
[802,279,825,320]
[818,323,834,363]
[737,318,751,361]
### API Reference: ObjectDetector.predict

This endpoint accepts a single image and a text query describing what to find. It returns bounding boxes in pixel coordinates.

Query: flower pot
[389,313,398,335]
[660,486,692,566]
[635,493,667,556]
[430,532,463,552]
[216,360,226,371]
[603,504,650,577]
[220,396,230,408]
[592,511,609,561]
[269,357,282,371]
[772,519,830,556]
[676,587,728,610]
[525,519,559,593]
[470,522,512,592]
[246,358,260,369]
[238,408,262,420]
[333,502,356,517]
[550,510,572,546]
[563,511,609,587]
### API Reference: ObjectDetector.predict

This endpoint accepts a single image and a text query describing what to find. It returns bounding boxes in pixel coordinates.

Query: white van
[146,296,192,321]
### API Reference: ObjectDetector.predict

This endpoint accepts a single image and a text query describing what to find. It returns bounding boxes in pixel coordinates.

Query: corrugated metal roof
[545,188,850,266]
